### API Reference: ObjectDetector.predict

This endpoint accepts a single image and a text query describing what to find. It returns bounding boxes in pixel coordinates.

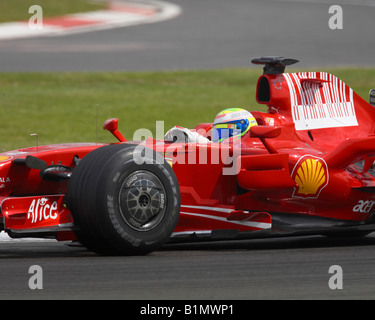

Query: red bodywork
[1,65,375,243]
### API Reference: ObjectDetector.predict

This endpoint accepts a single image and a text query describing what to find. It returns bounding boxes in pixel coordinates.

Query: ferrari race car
[1,56,375,255]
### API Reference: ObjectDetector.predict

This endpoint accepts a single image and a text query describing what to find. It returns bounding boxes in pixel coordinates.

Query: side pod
[237,153,296,190]
[324,136,375,169]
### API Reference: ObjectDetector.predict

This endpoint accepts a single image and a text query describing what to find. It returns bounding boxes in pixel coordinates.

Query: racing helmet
[212,108,257,142]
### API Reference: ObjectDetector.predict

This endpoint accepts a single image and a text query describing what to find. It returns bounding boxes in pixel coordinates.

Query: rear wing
[251,56,299,75]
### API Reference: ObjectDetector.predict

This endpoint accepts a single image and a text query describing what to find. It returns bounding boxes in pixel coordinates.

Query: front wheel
[66,144,180,255]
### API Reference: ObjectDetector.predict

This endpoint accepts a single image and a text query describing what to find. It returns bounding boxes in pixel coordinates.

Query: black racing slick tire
[66,144,180,255]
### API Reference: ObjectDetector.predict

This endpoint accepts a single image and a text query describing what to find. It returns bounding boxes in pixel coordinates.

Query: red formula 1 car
[1,56,375,255]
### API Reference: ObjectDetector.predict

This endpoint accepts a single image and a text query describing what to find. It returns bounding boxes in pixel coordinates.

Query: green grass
[0,0,108,23]
[0,68,374,152]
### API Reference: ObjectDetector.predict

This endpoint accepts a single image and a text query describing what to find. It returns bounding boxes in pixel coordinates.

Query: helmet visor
[212,123,242,142]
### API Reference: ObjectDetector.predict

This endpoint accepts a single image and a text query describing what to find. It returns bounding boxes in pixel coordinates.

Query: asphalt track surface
[2,234,375,300]
[1,0,375,301]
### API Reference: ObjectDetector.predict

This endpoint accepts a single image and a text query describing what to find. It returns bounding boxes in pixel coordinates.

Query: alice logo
[292,155,329,199]
[27,198,58,223]
[29,5,43,30]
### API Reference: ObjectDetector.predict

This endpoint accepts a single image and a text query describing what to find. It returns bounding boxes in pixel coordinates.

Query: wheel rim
[119,170,167,231]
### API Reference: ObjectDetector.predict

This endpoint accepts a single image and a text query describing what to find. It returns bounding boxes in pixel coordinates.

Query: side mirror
[369,89,375,107]
[250,126,281,139]
[103,118,127,142]
[250,126,281,154]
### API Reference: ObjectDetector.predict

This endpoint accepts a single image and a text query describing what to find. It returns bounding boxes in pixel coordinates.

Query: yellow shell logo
[292,156,328,198]
[0,156,11,162]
